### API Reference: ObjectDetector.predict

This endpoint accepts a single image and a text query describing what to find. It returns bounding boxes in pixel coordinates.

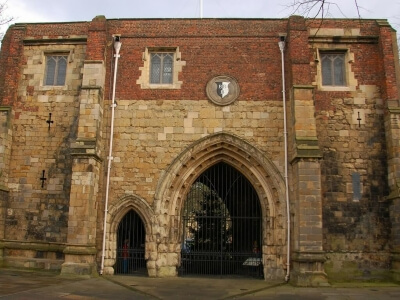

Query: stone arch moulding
[154,132,288,279]
[101,194,154,275]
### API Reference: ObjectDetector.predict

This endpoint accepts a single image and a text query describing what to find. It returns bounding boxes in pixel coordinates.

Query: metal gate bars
[115,210,146,275]
[180,162,263,278]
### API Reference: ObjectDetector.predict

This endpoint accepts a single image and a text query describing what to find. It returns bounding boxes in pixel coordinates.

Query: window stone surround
[137,47,186,89]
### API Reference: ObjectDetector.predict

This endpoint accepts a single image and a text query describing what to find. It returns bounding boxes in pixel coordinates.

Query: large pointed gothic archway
[180,161,263,277]
[153,132,288,280]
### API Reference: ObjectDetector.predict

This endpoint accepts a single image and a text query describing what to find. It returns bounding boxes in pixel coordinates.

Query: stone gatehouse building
[0,15,399,286]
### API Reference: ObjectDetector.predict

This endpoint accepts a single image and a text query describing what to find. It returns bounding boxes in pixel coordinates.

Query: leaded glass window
[321,52,346,86]
[150,53,173,84]
[45,55,68,86]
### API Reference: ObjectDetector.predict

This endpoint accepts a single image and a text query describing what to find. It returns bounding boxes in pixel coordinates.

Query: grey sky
[2,0,400,32]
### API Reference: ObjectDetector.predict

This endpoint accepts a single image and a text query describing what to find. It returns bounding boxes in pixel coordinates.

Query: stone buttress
[379,20,400,282]
[60,16,107,275]
[286,16,327,286]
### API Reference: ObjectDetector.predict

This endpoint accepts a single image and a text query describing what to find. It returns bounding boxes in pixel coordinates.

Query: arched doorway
[154,133,287,279]
[114,210,146,275]
[180,161,263,278]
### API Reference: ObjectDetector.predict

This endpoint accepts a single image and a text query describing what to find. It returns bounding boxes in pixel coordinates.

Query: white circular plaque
[206,75,240,106]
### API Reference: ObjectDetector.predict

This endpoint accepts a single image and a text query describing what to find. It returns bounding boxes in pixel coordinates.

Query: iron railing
[115,210,146,275]
[180,162,263,278]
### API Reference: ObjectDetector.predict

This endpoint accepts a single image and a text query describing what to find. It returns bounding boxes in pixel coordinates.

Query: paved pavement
[1,268,400,299]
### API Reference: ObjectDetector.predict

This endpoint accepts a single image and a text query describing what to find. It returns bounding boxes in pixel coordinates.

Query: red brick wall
[104,19,287,101]
[0,25,25,106]
[2,18,396,107]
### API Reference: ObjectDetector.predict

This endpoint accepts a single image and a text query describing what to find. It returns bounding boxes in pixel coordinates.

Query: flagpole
[200,0,203,18]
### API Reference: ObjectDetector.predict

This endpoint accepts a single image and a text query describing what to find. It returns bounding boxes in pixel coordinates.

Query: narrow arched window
[45,55,68,86]
[321,52,346,86]
[150,53,174,84]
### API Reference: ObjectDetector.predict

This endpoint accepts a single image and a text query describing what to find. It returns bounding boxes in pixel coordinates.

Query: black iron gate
[180,162,263,278]
[115,210,146,275]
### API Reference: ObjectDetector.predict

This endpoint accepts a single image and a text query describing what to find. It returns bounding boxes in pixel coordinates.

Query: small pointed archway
[114,210,146,274]
[101,195,154,276]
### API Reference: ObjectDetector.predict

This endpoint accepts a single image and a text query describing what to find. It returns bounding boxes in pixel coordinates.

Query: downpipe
[278,35,291,283]
[100,35,121,275]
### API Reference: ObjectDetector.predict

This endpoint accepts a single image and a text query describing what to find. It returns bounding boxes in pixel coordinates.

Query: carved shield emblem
[216,81,230,98]
[206,75,240,106]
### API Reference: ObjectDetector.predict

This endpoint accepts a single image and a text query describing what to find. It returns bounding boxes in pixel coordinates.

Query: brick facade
[0,16,399,285]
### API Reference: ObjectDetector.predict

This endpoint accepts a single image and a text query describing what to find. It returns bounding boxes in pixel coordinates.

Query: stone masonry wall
[100,99,285,205]
[0,17,397,282]
[316,85,391,279]
[308,20,394,280]
[3,41,86,266]
[0,108,12,265]
[98,99,287,277]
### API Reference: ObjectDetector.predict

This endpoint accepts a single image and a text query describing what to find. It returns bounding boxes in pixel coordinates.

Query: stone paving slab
[1,269,400,300]
[0,269,148,300]
[238,286,400,300]
[4,278,151,300]
[105,275,284,299]
[107,275,400,300]
[0,269,80,297]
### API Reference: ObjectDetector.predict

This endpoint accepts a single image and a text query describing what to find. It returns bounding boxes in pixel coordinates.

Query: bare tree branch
[354,0,361,18]
[285,0,361,19]
[0,1,14,40]
[0,1,12,25]
[285,1,400,60]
